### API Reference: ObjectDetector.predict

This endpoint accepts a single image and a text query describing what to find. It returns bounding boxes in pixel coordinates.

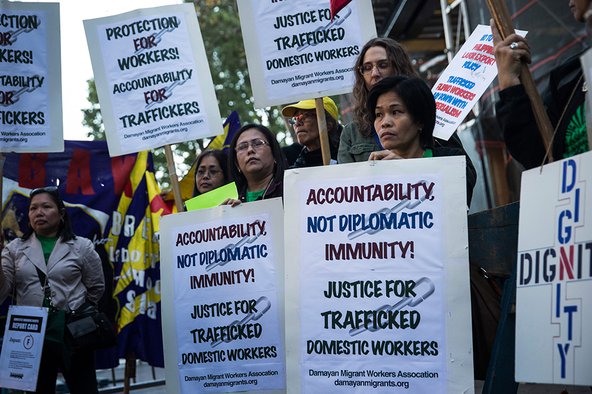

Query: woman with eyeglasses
[193,150,229,196]
[0,186,104,393]
[281,97,342,168]
[338,38,473,171]
[225,124,286,205]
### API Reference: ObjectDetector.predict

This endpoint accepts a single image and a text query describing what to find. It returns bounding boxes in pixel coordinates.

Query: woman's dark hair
[352,37,418,137]
[193,150,229,196]
[23,186,76,241]
[228,124,286,192]
[367,76,435,149]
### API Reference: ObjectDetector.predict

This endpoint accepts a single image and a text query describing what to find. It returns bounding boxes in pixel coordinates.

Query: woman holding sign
[225,124,286,204]
[366,76,476,204]
[338,38,474,177]
[0,186,104,394]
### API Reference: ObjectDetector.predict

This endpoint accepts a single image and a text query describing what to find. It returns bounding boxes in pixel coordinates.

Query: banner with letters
[1,141,167,368]
[237,0,376,108]
[284,157,474,393]
[515,151,592,385]
[84,4,222,156]
[160,199,286,394]
[0,2,62,153]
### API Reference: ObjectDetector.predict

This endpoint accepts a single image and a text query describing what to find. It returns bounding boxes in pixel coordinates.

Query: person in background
[224,124,286,205]
[492,0,591,169]
[0,186,104,394]
[281,97,342,168]
[367,76,476,206]
[338,37,474,170]
[193,150,229,196]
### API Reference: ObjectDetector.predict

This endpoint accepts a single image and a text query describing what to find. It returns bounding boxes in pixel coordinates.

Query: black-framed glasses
[30,186,58,197]
[358,60,391,75]
[288,112,315,126]
[236,138,269,153]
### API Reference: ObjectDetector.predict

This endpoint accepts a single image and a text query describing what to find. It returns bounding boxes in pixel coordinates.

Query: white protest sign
[160,199,286,394]
[432,25,526,140]
[0,306,47,391]
[0,2,62,153]
[238,0,376,108]
[515,151,592,385]
[84,4,222,157]
[284,158,474,393]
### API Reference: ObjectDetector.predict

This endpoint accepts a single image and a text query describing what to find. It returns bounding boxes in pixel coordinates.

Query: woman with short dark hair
[0,186,104,393]
[193,150,229,197]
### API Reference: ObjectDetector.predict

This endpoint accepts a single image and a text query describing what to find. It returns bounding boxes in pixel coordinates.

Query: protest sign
[0,306,47,391]
[431,25,526,140]
[515,151,592,385]
[185,182,239,211]
[160,199,286,393]
[284,158,473,393]
[237,0,375,108]
[84,4,222,157]
[0,2,62,153]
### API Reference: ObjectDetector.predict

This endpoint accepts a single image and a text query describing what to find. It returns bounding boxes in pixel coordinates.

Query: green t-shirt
[422,148,433,158]
[37,235,58,264]
[246,189,265,202]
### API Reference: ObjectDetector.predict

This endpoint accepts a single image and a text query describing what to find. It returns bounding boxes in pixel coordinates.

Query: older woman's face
[235,128,275,180]
[361,46,395,90]
[292,110,320,150]
[196,155,225,194]
[373,91,422,154]
[29,192,63,237]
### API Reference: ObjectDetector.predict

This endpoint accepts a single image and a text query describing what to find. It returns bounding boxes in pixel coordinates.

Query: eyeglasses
[196,168,222,178]
[358,61,391,75]
[30,186,58,197]
[288,112,316,125]
[236,138,270,153]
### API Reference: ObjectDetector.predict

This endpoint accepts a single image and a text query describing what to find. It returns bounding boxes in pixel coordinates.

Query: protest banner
[515,151,592,385]
[237,0,375,108]
[160,199,286,393]
[0,306,47,391]
[1,141,168,369]
[431,24,526,141]
[0,2,62,153]
[84,4,222,157]
[284,158,474,393]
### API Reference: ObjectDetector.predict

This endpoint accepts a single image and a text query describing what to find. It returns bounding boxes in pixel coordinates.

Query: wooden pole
[314,98,331,165]
[164,145,185,212]
[487,0,554,161]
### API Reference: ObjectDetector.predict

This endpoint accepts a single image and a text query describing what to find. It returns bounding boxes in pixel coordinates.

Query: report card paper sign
[515,151,592,386]
[0,2,62,153]
[237,0,375,108]
[160,199,286,394]
[284,158,474,393]
[431,25,526,140]
[84,4,222,157]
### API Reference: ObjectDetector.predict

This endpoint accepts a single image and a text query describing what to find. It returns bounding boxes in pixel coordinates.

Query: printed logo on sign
[518,158,591,381]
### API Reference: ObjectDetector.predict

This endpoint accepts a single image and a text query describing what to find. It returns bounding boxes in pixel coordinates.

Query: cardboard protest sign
[160,199,286,393]
[431,25,526,140]
[0,2,62,153]
[84,4,222,157]
[238,0,375,108]
[284,158,474,393]
[0,306,48,391]
[515,151,592,385]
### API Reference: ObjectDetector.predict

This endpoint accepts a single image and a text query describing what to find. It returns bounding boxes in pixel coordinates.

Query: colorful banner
[1,141,167,368]
[284,158,473,393]
[431,25,526,140]
[237,0,375,108]
[160,199,286,393]
[0,2,63,153]
[84,4,222,156]
[515,151,592,385]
